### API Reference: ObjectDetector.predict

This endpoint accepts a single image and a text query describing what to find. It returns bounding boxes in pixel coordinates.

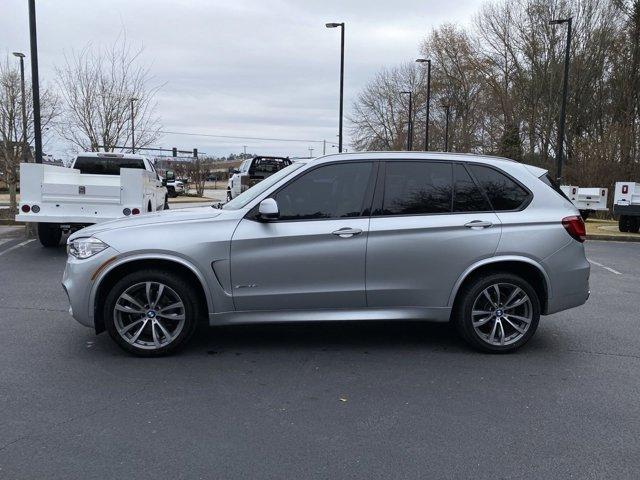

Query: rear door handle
[332,227,363,238]
[464,220,493,229]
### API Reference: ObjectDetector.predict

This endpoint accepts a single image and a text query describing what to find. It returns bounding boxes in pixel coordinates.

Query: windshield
[223,162,305,210]
[73,156,145,175]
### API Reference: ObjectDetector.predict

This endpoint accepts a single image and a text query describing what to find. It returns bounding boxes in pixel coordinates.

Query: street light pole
[326,22,345,153]
[130,98,138,153]
[401,91,413,150]
[12,52,28,162]
[416,58,432,151]
[549,17,572,183]
[443,105,451,152]
[27,0,42,164]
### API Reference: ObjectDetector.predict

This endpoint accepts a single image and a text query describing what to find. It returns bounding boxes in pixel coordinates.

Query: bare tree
[55,34,162,153]
[0,57,58,213]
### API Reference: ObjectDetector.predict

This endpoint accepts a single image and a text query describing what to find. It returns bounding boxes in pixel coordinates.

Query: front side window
[382,161,452,215]
[273,162,373,221]
[467,164,530,211]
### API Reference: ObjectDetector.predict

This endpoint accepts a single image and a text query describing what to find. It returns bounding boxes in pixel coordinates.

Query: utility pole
[326,22,345,152]
[443,105,451,152]
[416,58,432,151]
[130,98,137,153]
[401,91,413,150]
[28,0,42,164]
[549,17,573,183]
[12,53,28,162]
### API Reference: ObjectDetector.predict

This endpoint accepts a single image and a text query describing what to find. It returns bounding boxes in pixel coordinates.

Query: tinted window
[274,162,373,220]
[382,161,452,215]
[467,164,529,211]
[73,156,145,175]
[453,164,491,212]
[539,173,571,201]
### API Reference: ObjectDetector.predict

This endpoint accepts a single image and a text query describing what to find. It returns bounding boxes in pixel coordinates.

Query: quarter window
[273,162,373,220]
[453,164,491,212]
[381,161,452,215]
[467,164,530,211]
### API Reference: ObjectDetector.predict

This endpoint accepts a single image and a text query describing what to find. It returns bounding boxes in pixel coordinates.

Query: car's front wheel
[453,272,540,353]
[103,270,200,356]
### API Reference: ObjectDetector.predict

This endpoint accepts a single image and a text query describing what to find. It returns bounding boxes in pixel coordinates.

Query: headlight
[67,237,108,259]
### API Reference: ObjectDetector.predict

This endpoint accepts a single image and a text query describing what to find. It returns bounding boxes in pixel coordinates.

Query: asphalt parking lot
[1,233,639,480]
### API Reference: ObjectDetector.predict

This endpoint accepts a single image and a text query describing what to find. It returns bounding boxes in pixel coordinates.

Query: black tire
[226,189,232,202]
[37,223,62,248]
[167,186,177,198]
[103,269,201,356]
[619,215,632,233]
[453,272,540,353]
[629,217,640,234]
[148,201,153,213]
[163,196,170,210]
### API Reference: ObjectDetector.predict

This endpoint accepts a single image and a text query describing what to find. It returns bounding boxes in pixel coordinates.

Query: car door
[230,161,376,311]
[366,161,502,309]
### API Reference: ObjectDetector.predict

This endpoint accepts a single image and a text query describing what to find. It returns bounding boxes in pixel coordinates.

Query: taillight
[562,216,586,243]
[622,185,629,194]
[31,205,40,213]
[132,208,140,215]
[21,204,30,213]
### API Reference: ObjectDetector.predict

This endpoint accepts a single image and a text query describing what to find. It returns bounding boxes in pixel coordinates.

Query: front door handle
[332,227,363,238]
[464,220,493,229]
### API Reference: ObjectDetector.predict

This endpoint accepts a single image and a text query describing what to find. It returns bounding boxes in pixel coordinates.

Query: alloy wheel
[113,281,186,350]
[471,282,533,346]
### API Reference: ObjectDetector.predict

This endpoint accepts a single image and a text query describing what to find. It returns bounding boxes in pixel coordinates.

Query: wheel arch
[448,256,551,314]
[91,255,211,334]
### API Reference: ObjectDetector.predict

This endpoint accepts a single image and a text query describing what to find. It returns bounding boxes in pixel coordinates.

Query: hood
[70,206,224,240]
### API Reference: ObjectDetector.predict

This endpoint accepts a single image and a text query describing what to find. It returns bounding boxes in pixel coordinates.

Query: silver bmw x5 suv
[62,152,590,356]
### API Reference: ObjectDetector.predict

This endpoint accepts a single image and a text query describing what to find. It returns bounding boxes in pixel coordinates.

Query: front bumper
[62,246,119,329]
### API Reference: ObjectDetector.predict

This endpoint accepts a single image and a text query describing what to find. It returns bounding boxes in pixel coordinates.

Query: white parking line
[588,259,622,275]
[0,239,35,257]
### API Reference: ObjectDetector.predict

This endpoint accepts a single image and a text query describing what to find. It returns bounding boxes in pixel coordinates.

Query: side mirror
[258,198,279,221]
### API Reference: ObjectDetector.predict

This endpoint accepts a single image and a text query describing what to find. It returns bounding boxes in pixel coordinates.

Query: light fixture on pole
[326,22,345,153]
[12,52,28,162]
[401,91,413,151]
[549,17,572,183]
[415,58,432,151]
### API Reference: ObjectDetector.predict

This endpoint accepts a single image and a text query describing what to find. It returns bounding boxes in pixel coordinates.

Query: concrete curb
[587,234,640,242]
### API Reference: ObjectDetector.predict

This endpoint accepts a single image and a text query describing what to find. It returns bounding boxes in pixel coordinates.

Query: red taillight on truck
[622,185,629,194]
[21,204,30,213]
[562,216,586,243]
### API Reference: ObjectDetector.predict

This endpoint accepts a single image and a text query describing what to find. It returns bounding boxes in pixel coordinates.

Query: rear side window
[73,157,145,175]
[467,164,530,211]
[453,164,491,212]
[382,161,452,215]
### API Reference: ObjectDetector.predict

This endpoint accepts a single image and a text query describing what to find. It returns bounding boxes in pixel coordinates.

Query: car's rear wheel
[103,270,200,356]
[37,222,62,247]
[453,273,540,353]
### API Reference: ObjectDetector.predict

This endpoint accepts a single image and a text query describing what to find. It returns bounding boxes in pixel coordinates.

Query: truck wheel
[619,215,632,233]
[37,223,62,248]
[148,201,153,213]
[579,210,590,221]
[163,196,170,210]
[629,217,640,234]
[167,187,177,198]
[226,189,232,201]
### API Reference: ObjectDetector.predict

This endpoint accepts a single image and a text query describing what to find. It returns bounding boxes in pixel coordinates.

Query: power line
[159,130,327,144]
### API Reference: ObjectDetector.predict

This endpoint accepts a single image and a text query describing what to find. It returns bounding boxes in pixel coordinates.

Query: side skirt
[209,307,452,326]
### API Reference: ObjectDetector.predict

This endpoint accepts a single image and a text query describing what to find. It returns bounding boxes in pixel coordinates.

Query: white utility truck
[16,152,169,247]
[227,156,292,201]
[560,185,608,220]
[613,181,640,233]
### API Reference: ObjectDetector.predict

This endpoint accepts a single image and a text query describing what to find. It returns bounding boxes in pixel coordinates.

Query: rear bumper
[613,204,640,216]
[542,240,590,315]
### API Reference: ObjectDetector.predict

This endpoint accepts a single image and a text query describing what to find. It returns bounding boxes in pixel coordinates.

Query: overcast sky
[2,0,482,159]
